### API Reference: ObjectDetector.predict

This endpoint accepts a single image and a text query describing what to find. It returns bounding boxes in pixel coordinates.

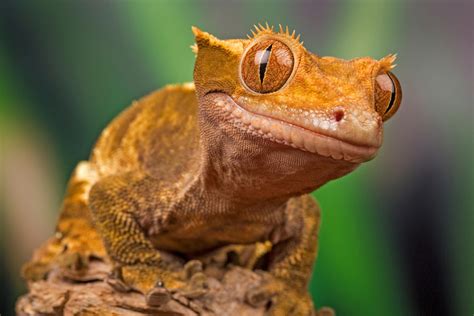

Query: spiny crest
[190,43,198,55]
[190,24,304,56]
[379,53,398,71]
[247,22,304,46]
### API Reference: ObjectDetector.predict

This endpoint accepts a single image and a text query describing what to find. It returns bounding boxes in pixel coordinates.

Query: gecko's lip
[210,92,380,163]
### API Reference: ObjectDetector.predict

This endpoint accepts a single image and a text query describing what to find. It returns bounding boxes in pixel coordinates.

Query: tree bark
[16,258,269,316]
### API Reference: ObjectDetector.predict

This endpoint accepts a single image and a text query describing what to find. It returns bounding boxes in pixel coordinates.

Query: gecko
[22,24,402,316]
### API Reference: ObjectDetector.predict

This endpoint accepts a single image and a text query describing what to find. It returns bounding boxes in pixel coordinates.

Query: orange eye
[374,71,402,121]
[241,39,294,93]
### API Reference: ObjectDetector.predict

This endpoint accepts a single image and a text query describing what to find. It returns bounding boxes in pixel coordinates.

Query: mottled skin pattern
[22,24,401,316]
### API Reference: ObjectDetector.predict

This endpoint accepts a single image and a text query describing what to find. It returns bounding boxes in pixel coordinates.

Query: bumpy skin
[23,24,401,316]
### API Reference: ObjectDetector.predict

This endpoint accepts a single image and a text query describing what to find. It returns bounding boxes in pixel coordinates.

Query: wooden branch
[16,258,269,316]
[17,240,336,315]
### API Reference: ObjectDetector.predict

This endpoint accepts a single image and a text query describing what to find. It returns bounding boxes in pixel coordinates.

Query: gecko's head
[192,25,402,196]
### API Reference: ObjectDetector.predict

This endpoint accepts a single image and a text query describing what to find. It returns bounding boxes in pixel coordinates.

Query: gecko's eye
[374,71,402,121]
[240,39,294,94]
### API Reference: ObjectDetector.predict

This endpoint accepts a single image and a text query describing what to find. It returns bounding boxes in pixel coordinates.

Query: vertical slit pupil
[259,44,273,84]
[384,75,396,114]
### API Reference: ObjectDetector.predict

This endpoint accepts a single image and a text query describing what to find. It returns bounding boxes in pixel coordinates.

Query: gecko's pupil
[259,44,273,83]
[384,74,396,114]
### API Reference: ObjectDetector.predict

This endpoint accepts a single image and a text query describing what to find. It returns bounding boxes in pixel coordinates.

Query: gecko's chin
[206,92,380,164]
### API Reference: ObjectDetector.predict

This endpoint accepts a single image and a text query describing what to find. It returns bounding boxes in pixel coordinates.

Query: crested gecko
[22,24,402,316]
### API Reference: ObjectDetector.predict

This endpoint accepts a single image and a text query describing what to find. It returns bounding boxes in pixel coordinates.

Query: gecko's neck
[184,91,361,208]
[189,125,358,207]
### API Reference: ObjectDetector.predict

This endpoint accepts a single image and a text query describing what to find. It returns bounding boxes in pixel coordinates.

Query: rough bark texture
[16,258,269,316]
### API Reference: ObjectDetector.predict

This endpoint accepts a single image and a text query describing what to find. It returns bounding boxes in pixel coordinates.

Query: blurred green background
[1,0,472,315]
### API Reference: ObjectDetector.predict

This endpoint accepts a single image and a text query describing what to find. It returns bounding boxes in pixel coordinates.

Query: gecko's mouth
[209,92,380,163]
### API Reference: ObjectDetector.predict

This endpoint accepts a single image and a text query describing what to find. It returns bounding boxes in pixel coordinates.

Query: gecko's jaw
[211,93,381,163]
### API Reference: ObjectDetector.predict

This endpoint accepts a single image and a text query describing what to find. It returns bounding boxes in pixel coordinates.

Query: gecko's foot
[246,278,314,316]
[115,263,208,305]
[55,227,106,274]
[106,261,208,306]
[21,234,95,282]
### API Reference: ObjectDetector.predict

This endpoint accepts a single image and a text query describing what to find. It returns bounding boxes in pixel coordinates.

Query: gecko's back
[22,83,200,280]
[91,83,200,180]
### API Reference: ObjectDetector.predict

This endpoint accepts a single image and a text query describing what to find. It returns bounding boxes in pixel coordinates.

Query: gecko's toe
[180,272,208,298]
[245,285,274,307]
[189,271,207,287]
[183,259,203,280]
[105,266,132,292]
[21,261,51,282]
[58,251,90,271]
[106,275,132,293]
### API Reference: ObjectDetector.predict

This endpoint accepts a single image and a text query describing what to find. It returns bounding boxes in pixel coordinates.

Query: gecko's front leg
[89,173,207,306]
[246,195,331,316]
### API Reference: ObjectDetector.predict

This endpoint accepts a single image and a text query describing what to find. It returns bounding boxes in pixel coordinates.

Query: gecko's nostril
[333,109,345,122]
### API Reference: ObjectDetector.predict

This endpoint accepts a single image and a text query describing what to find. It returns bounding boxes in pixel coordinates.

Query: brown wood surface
[16,258,268,316]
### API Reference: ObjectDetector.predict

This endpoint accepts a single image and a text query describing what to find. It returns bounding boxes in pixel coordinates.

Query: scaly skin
[22,24,402,316]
